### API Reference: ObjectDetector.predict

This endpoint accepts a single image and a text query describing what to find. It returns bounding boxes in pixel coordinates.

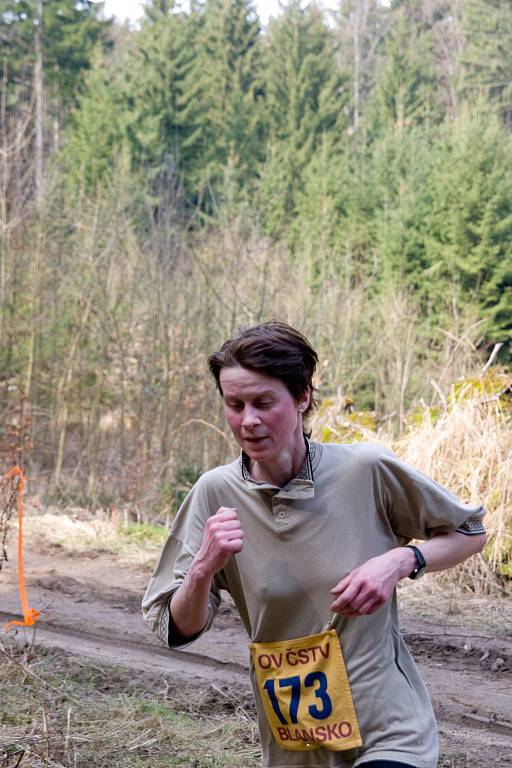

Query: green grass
[119,522,168,548]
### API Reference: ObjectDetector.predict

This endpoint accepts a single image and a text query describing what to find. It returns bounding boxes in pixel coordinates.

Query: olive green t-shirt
[142,442,485,768]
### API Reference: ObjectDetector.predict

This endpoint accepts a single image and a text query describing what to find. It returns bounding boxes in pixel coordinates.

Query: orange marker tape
[4,467,40,631]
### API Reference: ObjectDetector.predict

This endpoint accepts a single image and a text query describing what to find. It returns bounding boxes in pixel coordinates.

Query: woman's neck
[249,438,308,487]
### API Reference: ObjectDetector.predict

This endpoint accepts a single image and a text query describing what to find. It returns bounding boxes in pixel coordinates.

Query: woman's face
[219,366,309,463]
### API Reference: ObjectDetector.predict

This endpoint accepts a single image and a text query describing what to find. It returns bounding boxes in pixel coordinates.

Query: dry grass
[0,640,260,768]
[398,575,512,636]
[394,396,511,593]
[18,512,167,569]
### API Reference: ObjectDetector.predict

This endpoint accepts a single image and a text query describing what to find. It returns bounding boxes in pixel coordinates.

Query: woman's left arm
[330,531,487,617]
[407,530,487,573]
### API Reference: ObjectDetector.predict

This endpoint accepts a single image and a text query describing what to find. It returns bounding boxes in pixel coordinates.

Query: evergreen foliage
[62,50,126,191]
[121,2,193,185]
[184,0,263,193]
[0,0,110,113]
[367,7,441,138]
[460,0,512,127]
[259,0,347,234]
[423,110,512,339]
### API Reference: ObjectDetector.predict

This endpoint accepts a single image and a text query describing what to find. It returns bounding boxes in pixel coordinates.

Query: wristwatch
[404,545,427,580]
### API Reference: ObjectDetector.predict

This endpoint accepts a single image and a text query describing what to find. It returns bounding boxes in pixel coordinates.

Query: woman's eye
[256,401,273,408]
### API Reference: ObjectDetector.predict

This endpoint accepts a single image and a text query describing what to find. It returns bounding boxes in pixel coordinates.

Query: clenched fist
[194,507,244,576]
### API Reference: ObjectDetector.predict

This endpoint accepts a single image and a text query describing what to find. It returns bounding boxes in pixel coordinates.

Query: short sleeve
[141,477,227,648]
[373,448,486,542]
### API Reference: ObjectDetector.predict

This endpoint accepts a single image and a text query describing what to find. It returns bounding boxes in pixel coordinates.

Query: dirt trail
[1,546,511,766]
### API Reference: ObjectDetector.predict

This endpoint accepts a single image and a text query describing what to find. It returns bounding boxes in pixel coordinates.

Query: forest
[1,0,511,512]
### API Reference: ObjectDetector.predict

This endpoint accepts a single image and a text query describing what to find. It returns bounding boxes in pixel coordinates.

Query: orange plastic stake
[4,467,40,631]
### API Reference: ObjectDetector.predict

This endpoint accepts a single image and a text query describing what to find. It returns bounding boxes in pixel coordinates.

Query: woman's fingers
[223,536,244,554]
[330,553,400,615]
[330,580,360,612]
[331,587,383,615]
[214,506,240,521]
[209,518,243,533]
[197,507,245,572]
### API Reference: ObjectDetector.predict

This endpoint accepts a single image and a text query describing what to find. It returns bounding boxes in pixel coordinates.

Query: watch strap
[404,544,426,580]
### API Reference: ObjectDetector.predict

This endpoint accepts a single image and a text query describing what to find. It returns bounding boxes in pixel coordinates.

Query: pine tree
[43,1,111,114]
[368,127,437,315]
[367,6,441,139]
[423,109,512,340]
[0,0,111,205]
[259,0,348,234]
[1,1,38,114]
[0,0,110,133]
[62,50,126,192]
[67,1,204,197]
[120,1,193,185]
[459,0,512,128]
[179,0,263,195]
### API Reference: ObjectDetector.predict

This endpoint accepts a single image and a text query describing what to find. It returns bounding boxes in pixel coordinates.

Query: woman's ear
[298,388,311,413]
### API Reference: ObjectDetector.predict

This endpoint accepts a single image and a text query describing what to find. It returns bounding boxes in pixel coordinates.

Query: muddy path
[1,546,511,766]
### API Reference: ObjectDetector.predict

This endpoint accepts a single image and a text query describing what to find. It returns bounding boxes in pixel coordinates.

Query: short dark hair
[208,321,318,418]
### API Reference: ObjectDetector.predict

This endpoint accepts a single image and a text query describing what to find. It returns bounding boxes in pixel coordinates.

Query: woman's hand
[330,548,413,616]
[330,532,486,617]
[194,507,244,577]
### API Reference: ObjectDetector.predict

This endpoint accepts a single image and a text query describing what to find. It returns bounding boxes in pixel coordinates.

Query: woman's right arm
[169,507,244,639]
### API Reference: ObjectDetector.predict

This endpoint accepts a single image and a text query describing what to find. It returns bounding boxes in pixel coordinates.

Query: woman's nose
[242,406,260,427]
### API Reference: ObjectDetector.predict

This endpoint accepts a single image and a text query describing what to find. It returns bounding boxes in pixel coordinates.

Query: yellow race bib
[250,629,362,752]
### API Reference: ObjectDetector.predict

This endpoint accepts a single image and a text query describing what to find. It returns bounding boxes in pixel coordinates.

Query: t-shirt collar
[239,436,318,498]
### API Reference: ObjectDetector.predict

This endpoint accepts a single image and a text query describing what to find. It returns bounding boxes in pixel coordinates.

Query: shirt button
[278,510,286,519]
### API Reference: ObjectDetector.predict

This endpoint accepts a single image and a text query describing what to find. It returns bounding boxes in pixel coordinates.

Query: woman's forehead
[219,366,286,394]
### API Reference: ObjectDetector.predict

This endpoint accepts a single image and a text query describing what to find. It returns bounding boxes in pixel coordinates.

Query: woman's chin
[242,438,271,458]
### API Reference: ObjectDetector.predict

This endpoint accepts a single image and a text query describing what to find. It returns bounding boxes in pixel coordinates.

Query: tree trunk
[353,5,360,130]
[0,60,8,353]
[34,0,44,202]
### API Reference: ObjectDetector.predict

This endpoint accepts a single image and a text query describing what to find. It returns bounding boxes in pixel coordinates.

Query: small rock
[491,657,504,672]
